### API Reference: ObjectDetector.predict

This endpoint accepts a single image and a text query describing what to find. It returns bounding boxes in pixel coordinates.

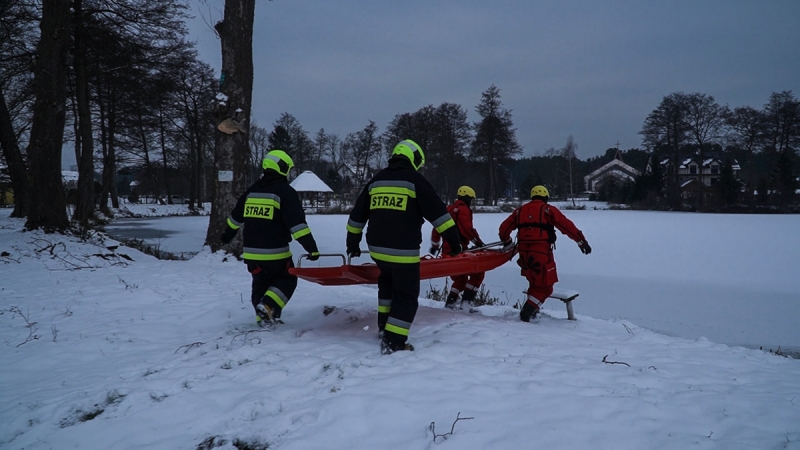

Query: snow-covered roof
[584,158,640,184]
[62,171,79,182]
[290,170,333,193]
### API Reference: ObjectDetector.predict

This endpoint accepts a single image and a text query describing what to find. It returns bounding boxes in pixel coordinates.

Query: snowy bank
[1,210,799,449]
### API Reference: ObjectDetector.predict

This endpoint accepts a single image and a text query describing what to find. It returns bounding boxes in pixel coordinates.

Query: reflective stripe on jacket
[346,157,460,263]
[226,173,318,263]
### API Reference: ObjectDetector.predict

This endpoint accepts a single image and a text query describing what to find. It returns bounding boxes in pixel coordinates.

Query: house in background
[657,154,741,200]
[583,149,641,193]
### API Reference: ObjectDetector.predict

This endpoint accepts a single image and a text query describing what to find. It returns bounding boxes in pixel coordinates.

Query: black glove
[449,242,462,257]
[307,251,320,261]
[578,240,592,255]
[474,238,485,248]
[429,245,440,256]
[347,248,361,258]
[220,228,237,244]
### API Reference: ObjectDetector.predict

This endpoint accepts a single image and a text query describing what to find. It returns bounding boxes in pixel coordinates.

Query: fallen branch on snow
[175,342,205,354]
[430,412,474,442]
[602,355,630,367]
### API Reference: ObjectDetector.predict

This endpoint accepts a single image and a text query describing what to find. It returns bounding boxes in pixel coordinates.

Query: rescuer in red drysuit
[498,185,591,322]
[430,186,486,309]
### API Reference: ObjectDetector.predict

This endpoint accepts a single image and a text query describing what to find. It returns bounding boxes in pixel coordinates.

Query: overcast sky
[185,0,800,160]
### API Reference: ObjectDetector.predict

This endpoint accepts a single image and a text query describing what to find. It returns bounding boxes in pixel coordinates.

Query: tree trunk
[206,0,256,253]
[25,0,71,231]
[158,108,172,203]
[72,0,96,225]
[0,89,29,217]
[107,101,119,210]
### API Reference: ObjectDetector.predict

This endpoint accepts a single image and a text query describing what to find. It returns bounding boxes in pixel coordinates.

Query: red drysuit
[498,199,586,309]
[431,199,485,300]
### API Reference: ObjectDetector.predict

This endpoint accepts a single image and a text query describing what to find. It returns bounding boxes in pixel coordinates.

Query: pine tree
[716,158,740,208]
[471,85,521,205]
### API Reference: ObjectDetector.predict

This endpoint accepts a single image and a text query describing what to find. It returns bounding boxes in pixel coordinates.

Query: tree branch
[429,412,474,442]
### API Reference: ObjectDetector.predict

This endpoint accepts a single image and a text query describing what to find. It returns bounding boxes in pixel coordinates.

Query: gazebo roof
[290,171,333,193]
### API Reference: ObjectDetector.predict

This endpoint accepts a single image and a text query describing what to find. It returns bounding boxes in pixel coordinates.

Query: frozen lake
[104,209,800,355]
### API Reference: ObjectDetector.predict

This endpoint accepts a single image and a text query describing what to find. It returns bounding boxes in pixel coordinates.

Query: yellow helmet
[530,185,549,199]
[457,186,476,198]
[391,139,425,170]
[262,150,294,176]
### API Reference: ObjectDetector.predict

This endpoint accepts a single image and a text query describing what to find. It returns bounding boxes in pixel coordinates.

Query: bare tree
[683,93,726,210]
[343,121,382,189]
[725,105,767,207]
[71,0,97,224]
[0,0,37,218]
[640,92,690,208]
[206,0,256,254]
[249,122,270,179]
[430,103,471,201]
[25,0,72,231]
[763,91,800,206]
[272,112,313,174]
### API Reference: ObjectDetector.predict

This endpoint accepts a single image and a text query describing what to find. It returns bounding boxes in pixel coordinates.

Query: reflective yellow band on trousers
[266,287,288,308]
[243,246,292,261]
[368,245,420,264]
[384,323,409,336]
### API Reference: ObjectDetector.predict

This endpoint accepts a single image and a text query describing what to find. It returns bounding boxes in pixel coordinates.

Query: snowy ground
[1,207,799,449]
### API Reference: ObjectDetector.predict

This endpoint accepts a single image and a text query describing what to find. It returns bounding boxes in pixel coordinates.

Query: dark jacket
[346,157,460,264]
[226,172,318,263]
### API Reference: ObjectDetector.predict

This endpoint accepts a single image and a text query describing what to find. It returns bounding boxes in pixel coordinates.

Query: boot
[444,292,460,309]
[256,298,283,326]
[461,289,477,306]
[381,336,415,355]
[519,303,539,322]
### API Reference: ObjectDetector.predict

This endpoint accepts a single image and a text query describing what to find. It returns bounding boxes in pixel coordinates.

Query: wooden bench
[549,288,580,320]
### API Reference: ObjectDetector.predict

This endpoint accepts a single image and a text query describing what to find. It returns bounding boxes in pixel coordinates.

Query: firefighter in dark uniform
[498,185,591,322]
[221,150,320,326]
[430,185,487,309]
[346,139,462,354]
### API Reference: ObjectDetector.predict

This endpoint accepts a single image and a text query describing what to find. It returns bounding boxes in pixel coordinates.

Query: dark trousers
[247,259,298,314]
[376,261,420,345]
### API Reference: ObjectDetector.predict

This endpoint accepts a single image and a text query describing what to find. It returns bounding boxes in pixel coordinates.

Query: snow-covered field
[1,207,799,449]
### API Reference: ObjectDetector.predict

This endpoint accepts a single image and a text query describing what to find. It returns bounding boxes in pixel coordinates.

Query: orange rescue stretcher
[289,242,517,286]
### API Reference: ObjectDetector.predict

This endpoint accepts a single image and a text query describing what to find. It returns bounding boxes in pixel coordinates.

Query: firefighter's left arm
[345,184,371,256]
[282,187,319,258]
[417,176,460,253]
[550,207,589,254]
[221,191,248,243]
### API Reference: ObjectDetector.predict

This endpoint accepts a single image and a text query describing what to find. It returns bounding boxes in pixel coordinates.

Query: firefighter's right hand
[429,246,440,257]
[578,240,592,255]
[347,247,361,258]
[449,242,462,257]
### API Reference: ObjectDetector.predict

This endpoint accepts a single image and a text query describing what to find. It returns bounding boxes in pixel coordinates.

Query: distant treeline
[2,2,797,233]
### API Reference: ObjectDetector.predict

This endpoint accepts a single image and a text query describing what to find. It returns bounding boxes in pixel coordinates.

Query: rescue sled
[289,242,517,286]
